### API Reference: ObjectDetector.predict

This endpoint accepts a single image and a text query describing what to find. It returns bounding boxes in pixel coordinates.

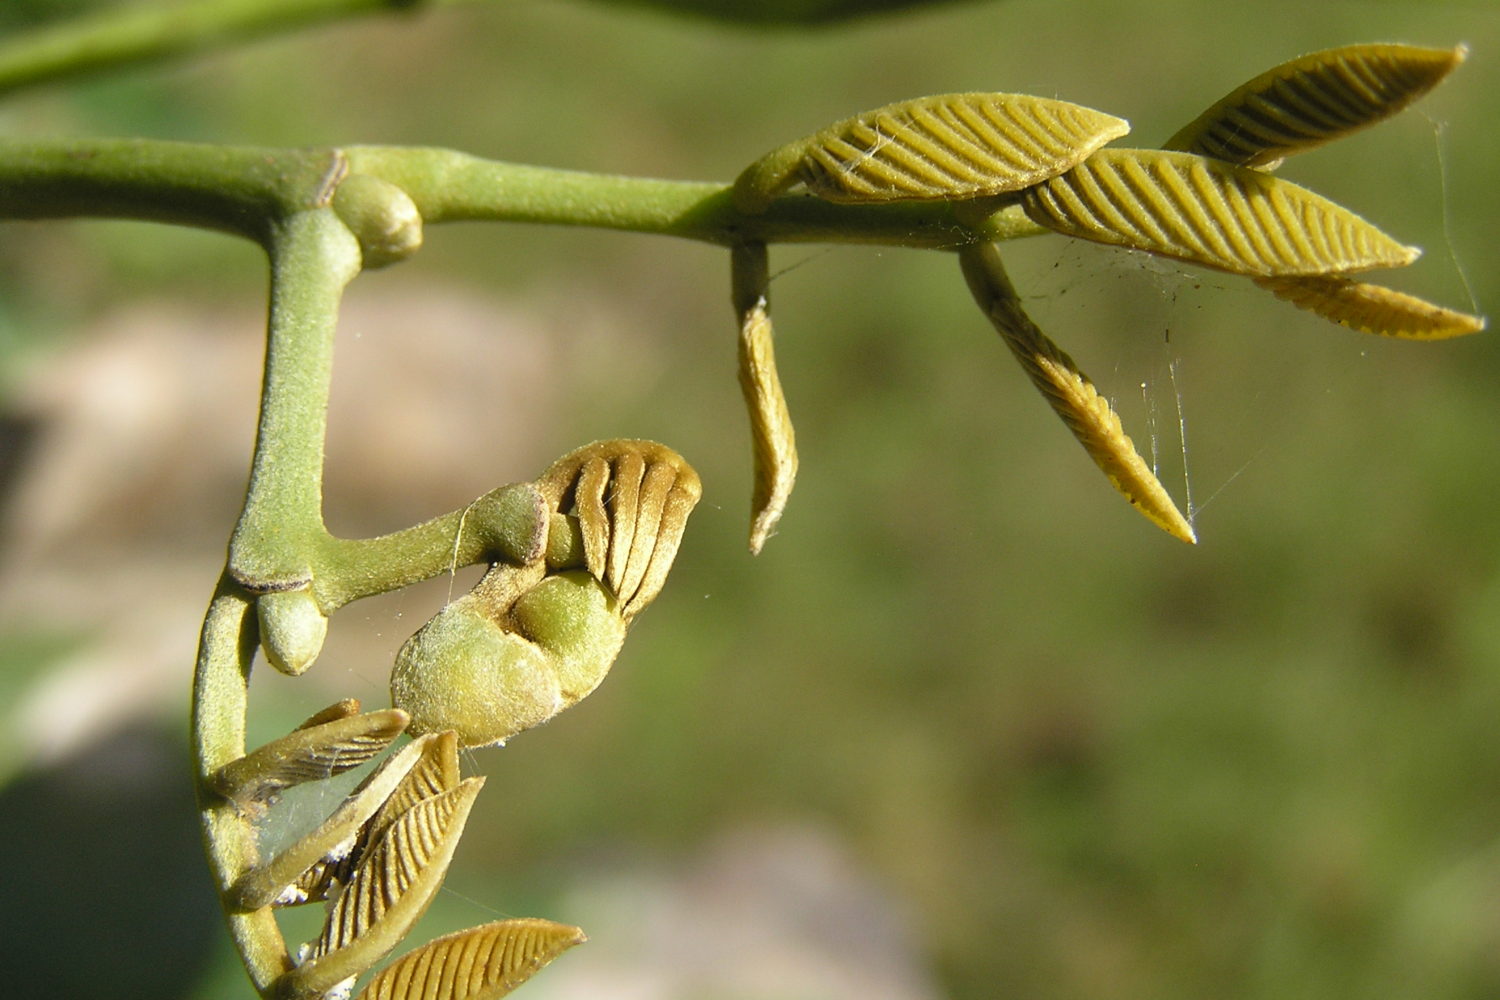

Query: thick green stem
[313,484,551,610]
[191,578,293,996]
[0,137,1048,251]
[345,145,1046,247]
[0,138,345,243]
[228,209,362,589]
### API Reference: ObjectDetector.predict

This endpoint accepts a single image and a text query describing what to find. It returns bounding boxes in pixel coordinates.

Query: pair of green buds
[730,43,1483,548]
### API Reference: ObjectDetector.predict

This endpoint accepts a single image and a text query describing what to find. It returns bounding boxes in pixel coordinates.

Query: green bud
[332,172,423,268]
[257,588,328,676]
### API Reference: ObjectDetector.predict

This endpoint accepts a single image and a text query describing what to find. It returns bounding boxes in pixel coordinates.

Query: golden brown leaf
[960,243,1195,543]
[1256,275,1485,339]
[230,732,432,910]
[733,242,798,554]
[280,778,485,997]
[354,919,586,1000]
[211,706,408,814]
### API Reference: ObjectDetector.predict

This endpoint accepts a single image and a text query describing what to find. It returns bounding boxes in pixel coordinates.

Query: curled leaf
[536,441,702,619]
[1164,44,1466,168]
[211,706,409,816]
[281,778,486,998]
[733,242,798,554]
[733,93,1128,211]
[960,243,1195,544]
[1021,148,1418,277]
[354,919,586,1000]
[1256,274,1485,339]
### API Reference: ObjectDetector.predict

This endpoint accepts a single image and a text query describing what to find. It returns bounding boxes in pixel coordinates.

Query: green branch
[191,579,294,995]
[0,136,1046,250]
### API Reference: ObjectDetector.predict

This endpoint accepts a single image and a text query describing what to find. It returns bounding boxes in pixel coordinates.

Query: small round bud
[257,589,328,676]
[332,173,423,268]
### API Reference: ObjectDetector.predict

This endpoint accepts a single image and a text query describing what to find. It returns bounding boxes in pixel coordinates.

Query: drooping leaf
[960,243,1195,544]
[211,706,408,814]
[734,93,1128,211]
[1021,148,1418,277]
[733,242,798,555]
[1256,274,1485,339]
[354,919,586,1000]
[1164,44,1466,168]
[281,778,485,997]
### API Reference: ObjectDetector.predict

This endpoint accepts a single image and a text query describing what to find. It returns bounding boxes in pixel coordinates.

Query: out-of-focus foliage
[596,0,970,24]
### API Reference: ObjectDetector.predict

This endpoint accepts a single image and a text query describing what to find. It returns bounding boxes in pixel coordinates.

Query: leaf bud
[257,588,329,676]
[332,172,423,268]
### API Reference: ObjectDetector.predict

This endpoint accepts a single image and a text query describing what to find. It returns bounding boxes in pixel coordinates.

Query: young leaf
[535,441,703,618]
[354,919,586,1000]
[1021,148,1418,277]
[1256,274,1485,339]
[281,778,486,998]
[210,706,409,814]
[960,243,1195,544]
[1164,44,1466,168]
[733,93,1128,211]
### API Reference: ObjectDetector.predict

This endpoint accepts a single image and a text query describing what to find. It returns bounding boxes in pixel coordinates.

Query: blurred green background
[2,1,1498,998]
